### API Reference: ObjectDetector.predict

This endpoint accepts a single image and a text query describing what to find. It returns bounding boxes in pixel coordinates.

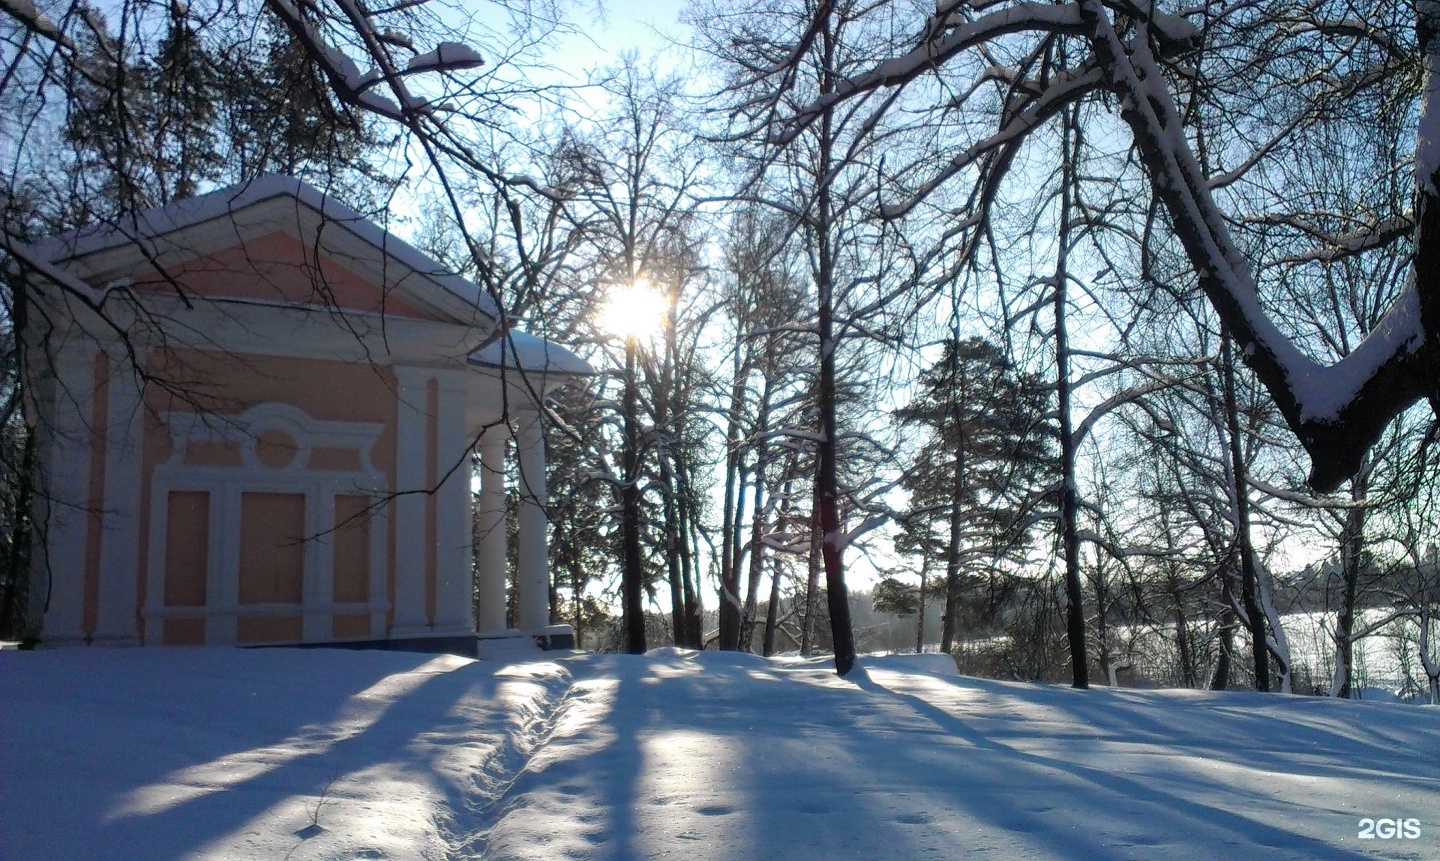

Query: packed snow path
[3,647,1437,860]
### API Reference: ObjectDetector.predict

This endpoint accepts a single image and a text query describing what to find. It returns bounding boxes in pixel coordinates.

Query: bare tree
[553,60,708,654]
[768,0,1432,494]
[697,0,925,674]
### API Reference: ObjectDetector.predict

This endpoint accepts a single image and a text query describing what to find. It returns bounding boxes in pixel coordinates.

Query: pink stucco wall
[138,347,405,645]
[133,231,433,320]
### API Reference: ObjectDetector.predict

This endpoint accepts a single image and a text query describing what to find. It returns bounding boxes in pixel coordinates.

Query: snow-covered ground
[3,646,1438,860]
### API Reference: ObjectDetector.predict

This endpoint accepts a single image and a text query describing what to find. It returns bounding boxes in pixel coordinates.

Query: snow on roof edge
[470,330,594,378]
[2,232,101,302]
[27,175,500,323]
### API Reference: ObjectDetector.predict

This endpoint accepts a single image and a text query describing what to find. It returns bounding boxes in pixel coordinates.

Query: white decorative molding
[160,402,384,473]
[143,402,388,645]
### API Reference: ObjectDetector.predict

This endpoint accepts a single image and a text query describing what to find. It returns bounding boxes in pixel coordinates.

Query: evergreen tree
[150,4,224,203]
[896,337,1053,653]
[60,5,385,220]
[227,17,385,199]
[63,3,160,214]
[871,576,919,618]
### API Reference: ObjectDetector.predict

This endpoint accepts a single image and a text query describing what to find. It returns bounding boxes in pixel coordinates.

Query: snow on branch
[775,2,1088,145]
[765,0,1436,492]
[1246,476,1364,509]
[1253,213,1414,265]
[263,0,484,122]
[826,513,891,554]
[2,231,100,303]
[0,0,70,47]
[1206,109,1309,191]
[405,41,483,74]
[1076,528,1174,560]
[1079,0,1430,490]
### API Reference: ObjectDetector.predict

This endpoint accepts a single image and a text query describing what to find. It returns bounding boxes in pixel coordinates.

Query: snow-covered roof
[470,330,593,377]
[25,175,500,325]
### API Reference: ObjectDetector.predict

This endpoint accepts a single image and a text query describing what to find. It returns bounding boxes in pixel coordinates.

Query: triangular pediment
[27,176,498,330]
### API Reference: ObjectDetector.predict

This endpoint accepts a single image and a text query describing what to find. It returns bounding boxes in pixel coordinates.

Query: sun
[598,281,669,343]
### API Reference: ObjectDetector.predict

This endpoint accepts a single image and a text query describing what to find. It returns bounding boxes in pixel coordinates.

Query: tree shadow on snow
[86,651,500,861]
[862,673,1384,861]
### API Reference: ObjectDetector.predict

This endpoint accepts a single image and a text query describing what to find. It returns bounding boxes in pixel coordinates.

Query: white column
[475,427,508,633]
[93,356,144,646]
[37,343,97,645]
[391,366,430,636]
[516,412,550,631]
[432,373,474,633]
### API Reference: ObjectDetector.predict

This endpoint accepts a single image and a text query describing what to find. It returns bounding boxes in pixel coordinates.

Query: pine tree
[61,5,385,219]
[897,337,1054,653]
[63,3,159,214]
[150,4,224,203]
[226,17,385,199]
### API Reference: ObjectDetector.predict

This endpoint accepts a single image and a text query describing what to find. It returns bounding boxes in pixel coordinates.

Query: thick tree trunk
[0,433,35,640]
[740,359,776,653]
[718,342,747,650]
[739,431,770,653]
[762,552,783,657]
[621,340,646,655]
[662,478,685,647]
[1333,466,1369,698]
[1221,335,1269,691]
[815,15,855,678]
[941,457,964,654]
[1414,4,1440,422]
[1419,611,1439,704]
[1211,600,1235,691]
[676,475,702,648]
[1094,563,1112,685]
[1056,105,1088,690]
[1056,361,1087,686]
[939,340,967,655]
[572,569,583,647]
[1058,318,1087,690]
[817,326,855,676]
[653,312,687,649]
[915,556,927,654]
[1175,601,1196,688]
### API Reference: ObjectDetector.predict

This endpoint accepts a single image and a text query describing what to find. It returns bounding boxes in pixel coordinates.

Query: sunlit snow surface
[3,647,1437,859]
